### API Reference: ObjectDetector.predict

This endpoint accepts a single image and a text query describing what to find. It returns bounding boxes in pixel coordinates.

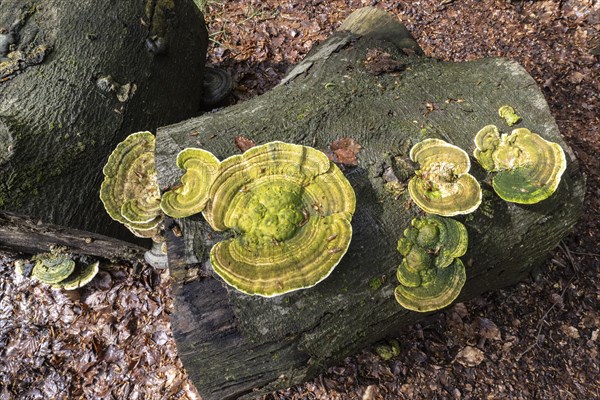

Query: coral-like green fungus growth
[31,250,99,290]
[395,216,468,312]
[473,125,567,204]
[161,141,356,297]
[100,131,162,238]
[408,139,482,216]
[498,105,521,126]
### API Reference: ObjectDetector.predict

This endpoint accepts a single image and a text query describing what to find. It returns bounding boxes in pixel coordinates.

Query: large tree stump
[155,8,585,400]
[0,0,207,240]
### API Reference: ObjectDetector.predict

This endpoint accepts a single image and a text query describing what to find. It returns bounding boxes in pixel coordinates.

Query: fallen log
[0,211,145,260]
[0,0,208,240]
[155,7,585,399]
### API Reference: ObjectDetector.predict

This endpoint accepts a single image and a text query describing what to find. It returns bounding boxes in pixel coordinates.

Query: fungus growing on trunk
[408,139,482,216]
[498,105,521,126]
[473,125,567,204]
[100,131,162,238]
[159,148,220,218]
[394,216,468,312]
[161,141,356,297]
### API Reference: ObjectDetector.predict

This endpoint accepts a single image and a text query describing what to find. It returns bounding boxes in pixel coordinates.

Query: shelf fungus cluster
[473,125,566,204]
[161,141,356,297]
[395,216,468,312]
[408,139,482,216]
[23,251,100,290]
[100,131,162,238]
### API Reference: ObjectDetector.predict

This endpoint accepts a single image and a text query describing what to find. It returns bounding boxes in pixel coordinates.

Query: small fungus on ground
[31,252,75,284]
[473,125,567,204]
[29,249,99,290]
[161,141,356,297]
[56,261,100,290]
[408,139,482,216]
[394,216,468,312]
[498,105,521,126]
[100,131,162,238]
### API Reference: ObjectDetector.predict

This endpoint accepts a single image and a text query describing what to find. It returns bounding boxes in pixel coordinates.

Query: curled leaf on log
[161,141,356,297]
[395,216,468,312]
[100,131,162,238]
[408,139,482,216]
[473,125,567,204]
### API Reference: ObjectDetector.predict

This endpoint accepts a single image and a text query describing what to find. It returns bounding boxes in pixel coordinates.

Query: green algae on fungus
[100,131,162,238]
[408,139,482,216]
[394,216,468,312]
[161,141,356,297]
[498,105,521,126]
[473,125,567,204]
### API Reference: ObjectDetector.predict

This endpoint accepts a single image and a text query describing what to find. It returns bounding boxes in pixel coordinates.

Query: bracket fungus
[30,250,99,290]
[408,139,482,216]
[161,141,356,297]
[395,216,468,312]
[159,148,220,219]
[498,105,521,126]
[473,125,567,204]
[100,131,162,238]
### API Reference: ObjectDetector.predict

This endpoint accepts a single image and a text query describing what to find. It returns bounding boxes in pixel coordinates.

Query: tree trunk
[0,0,207,240]
[154,8,585,400]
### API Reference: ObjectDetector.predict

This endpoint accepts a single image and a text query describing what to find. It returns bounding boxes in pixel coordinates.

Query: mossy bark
[0,0,207,240]
[155,8,585,400]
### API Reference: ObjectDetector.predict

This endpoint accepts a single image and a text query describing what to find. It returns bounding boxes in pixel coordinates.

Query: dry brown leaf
[454,346,485,367]
[329,137,362,166]
[234,135,256,152]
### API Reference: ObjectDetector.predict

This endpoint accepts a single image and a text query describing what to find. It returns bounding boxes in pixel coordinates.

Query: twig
[516,275,574,361]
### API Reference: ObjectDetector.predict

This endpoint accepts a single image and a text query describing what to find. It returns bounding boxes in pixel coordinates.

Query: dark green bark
[0,0,207,239]
[154,8,585,400]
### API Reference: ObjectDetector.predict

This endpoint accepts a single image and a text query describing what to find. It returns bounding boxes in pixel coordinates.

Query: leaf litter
[2,0,600,399]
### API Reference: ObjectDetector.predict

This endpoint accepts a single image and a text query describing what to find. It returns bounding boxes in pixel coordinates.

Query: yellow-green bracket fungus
[100,131,168,269]
[473,125,567,204]
[498,105,521,126]
[28,251,100,290]
[395,215,468,312]
[161,141,357,297]
[100,131,162,238]
[408,138,482,216]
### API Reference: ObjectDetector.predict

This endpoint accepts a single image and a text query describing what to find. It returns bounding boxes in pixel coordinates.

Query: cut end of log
[339,7,423,54]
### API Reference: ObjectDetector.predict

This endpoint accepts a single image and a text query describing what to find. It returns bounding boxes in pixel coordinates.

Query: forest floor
[1,0,599,399]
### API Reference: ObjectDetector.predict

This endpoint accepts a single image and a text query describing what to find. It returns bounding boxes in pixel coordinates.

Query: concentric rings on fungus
[161,141,356,297]
[100,131,162,237]
[29,250,100,290]
[408,139,482,216]
[395,216,468,312]
[473,125,567,204]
